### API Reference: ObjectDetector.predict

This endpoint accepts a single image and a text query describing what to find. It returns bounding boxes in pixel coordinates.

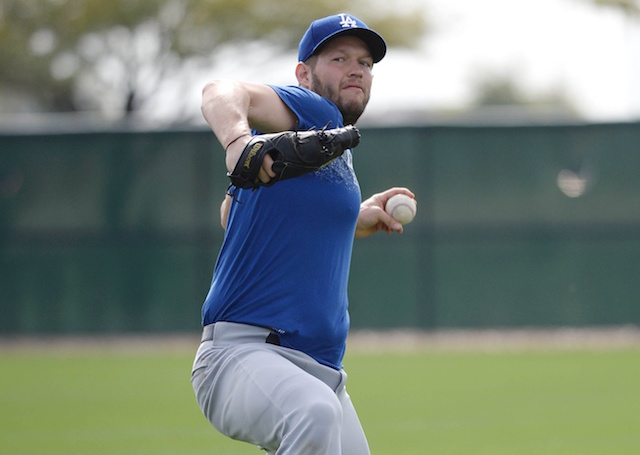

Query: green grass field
[1,337,639,455]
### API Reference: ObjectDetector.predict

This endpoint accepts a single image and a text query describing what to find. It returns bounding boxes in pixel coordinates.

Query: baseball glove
[227,125,361,189]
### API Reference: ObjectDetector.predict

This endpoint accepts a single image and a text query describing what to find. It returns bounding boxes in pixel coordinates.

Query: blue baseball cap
[298,13,387,63]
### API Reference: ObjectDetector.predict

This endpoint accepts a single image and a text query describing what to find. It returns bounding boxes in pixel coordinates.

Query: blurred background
[1,0,640,336]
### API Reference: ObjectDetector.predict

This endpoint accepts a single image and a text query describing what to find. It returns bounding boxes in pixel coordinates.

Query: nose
[347,59,363,77]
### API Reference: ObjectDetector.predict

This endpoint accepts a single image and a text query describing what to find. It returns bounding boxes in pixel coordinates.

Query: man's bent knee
[281,398,343,453]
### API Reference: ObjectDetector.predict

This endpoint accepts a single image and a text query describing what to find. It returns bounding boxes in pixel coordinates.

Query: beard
[309,77,370,126]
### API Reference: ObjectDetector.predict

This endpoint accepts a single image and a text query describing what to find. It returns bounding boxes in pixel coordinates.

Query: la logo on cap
[339,14,358,28]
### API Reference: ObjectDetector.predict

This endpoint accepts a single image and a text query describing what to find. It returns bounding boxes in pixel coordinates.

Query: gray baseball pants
[191,322,370,454]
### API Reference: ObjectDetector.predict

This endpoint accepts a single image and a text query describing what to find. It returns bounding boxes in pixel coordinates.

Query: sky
[173,0,640,126]
[366,0,640,124]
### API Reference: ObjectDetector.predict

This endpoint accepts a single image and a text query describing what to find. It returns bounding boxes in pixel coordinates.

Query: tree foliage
[0,0,427,121]
[591,0,640,15]
[470,74,576,114]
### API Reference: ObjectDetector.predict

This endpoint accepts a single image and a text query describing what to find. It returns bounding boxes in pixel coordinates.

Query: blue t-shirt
[201,85,362,370]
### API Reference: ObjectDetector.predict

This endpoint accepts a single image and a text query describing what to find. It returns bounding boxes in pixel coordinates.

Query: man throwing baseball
[192,13,415,454]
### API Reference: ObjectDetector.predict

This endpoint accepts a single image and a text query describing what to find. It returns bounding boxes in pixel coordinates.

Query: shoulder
[268,85,343,130]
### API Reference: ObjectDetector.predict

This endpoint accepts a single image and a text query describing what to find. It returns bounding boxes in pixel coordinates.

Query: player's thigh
[338,386,371,455]
[193,343,340,445]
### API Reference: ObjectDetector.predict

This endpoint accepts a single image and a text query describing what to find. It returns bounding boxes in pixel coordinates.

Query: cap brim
[313,28,387,63]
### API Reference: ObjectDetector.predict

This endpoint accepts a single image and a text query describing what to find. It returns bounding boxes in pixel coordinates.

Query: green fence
[1,123,639,335]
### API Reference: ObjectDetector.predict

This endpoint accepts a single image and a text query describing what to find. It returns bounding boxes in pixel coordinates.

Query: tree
[590,0,640,15]
[470,73,578,116]
[0,0,427,122]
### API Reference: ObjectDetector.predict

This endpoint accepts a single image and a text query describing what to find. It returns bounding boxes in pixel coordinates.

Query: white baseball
[385,194,416,225]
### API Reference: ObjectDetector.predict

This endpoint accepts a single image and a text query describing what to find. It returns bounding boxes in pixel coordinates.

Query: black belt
[201,323,281,346]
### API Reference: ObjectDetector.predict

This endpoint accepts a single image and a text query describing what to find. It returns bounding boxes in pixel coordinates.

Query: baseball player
[191,13,415,454]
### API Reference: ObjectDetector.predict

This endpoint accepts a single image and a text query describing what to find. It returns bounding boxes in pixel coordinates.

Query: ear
[295,62,312,89]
